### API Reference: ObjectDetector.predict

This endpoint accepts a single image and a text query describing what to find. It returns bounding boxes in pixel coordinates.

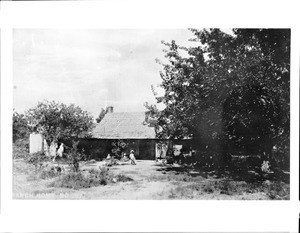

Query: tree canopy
[13,111,29,142]
[26,100,95,144]
[145,29,290,161]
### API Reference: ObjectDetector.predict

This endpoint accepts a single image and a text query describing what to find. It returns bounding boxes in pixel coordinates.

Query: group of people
[106,149,137,165]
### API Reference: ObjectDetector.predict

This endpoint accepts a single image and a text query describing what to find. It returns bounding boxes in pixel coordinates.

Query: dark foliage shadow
[154,161,289,184]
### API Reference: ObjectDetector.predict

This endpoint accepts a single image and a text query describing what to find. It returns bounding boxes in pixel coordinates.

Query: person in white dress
[129,150,136,165]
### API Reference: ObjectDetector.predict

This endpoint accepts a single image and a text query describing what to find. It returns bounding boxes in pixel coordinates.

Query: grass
[163,179,290,200]
[13,154,289,200]
[13,139,29,159]
[27,164,134,190]
[49,172,107,190]
[115,174,134,182]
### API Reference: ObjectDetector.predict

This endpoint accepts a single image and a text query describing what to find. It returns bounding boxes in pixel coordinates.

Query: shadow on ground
[154,162,289,184]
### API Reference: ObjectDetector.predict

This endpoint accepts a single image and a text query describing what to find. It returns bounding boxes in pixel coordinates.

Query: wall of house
[76,139,111,160]
[78,138,156,160]
[138,139,156,160]
[78,138,193,161]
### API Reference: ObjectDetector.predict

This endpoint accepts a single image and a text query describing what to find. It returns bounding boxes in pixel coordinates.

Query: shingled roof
[92,112,156,139]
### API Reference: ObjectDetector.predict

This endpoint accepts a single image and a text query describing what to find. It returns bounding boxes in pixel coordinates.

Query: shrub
[111,140,128,158]
[13,139,29,159]
[165,156,174,164]
[50,172,90,189]
[218,180,238,195]
[39,169,58,179]
[50,167,111,189]
[26,152,50,170]
[261,181,290,200]
[89,167,112,181]
[202,183,215,194]
[13,111,29,142]
[116,174,133,182]
[49,166,134,190]
[66,141,86,172]
[39,165,64,179]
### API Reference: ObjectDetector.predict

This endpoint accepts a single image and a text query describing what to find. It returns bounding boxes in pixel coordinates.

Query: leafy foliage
[48,171,107,189]
[145,29,290,168]
[111,139,128,158]
[48,167,133,190]
[38,166,63,180]
[115,174,134,182]
[13,111,29,142]
[26,151,50,171]
[13,138,29,159]
[66,141,86,172]
[26,100,95,144]
[167,179,289,200]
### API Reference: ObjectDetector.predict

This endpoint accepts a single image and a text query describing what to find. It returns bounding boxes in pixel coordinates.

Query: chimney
[106,106,113,113]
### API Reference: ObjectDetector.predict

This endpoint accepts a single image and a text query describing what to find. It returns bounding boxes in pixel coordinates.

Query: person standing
[129,150,136,165]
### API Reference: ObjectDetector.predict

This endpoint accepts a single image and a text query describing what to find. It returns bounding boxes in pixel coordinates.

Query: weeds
[26,152,51,171]
[66,141,86,172]
[261,181,290,200]
[166,178,289,200]
[49,172,100,190]
[39,167,63,179]
[13,139,30,159]
[116,174,134,182]
[49,167,134,190]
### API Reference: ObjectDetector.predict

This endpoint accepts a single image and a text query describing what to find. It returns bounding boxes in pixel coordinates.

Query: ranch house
[80,107,191,160]
[79,107,160,160]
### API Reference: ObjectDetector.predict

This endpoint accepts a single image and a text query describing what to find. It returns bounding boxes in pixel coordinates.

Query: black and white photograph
[0,0,299,232]
[12,28,290,200]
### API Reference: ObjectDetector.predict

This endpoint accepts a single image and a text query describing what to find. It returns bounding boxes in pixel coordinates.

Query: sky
[13,29,194,118]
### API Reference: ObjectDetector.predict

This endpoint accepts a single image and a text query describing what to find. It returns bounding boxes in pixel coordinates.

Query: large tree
[145,29,290,166]
[26,100,95,145]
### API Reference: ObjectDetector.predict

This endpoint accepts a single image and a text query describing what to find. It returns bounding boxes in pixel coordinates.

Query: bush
[203,186,215,194]
[13,139,29,159]
[261,181,290,200]
[50,172,90,189]
[66,141,86,172]
[39,169,59,179]
[111,139,128,158]
[218,180,247,195]
[13,111,29,142]
[26,152,50,170]
[49,166,134,190]
[116,174,133,182]
[50,167,111,190]
[39,165,65,179]
[165,156,174,164]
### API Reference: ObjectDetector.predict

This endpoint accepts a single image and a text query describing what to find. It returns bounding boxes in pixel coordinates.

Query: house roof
[92,112,156,139]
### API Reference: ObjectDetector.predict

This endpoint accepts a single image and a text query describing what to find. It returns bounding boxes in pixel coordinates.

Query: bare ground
[13,159,287,200]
